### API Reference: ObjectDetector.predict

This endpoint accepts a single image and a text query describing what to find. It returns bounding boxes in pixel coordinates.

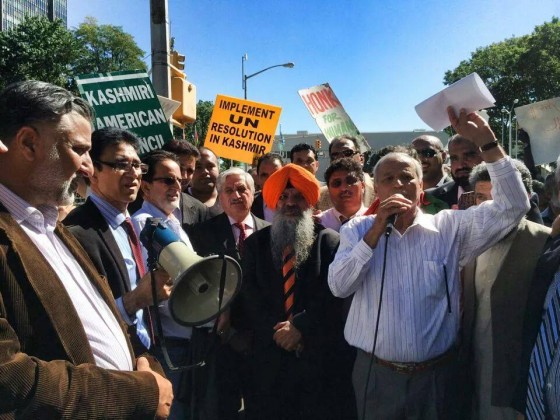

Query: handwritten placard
[515,97,560,165]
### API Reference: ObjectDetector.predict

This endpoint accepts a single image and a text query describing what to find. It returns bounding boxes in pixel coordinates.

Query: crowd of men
[0,79,559,420]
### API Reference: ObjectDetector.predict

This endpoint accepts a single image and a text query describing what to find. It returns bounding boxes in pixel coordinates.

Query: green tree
[72,17,147,75]
[444,18,560,146]
[0,16,80,91]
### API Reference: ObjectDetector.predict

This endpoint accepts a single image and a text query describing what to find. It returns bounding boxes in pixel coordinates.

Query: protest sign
[204,95,282,164]
[298,83,370,152]
[515,97,560,165]
[76,70,173,156]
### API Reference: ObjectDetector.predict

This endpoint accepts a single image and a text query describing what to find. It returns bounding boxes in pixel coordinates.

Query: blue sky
[68,0,560,135]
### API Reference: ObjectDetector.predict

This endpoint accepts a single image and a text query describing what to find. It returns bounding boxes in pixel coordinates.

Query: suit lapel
[0,210,94,365]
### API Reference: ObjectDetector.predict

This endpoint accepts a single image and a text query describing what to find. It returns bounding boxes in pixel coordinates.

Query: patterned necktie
[121,217,153,348]
[282,246,296,319]
[526,273,560,419]
[122,217,146,277]
[234,222,246,256]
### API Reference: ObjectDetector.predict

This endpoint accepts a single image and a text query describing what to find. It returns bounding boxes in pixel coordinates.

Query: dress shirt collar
[227,213,254,230]
[0,183,58,234]
[89,192,128,228]
[332,205,368,223]
[139,200,181,223]
[405,208,440,234]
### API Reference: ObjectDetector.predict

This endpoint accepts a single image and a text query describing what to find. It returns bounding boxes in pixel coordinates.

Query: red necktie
[234,222,247,256]
[282,246,296,319]
[122,217,154,344]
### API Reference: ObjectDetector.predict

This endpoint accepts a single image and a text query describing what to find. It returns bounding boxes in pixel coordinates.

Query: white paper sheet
[415,73,496,131]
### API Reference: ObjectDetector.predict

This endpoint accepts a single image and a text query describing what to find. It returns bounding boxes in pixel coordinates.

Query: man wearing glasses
[65,127,171,354]
[317,134,375,211]
[131,149,195,419]
[318,158,367,232]
[411,135,451,190]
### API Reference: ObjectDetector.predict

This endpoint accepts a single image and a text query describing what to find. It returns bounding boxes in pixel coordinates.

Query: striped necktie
[234,222,246,256]
[526,272,560,419]
[282,246,296,319]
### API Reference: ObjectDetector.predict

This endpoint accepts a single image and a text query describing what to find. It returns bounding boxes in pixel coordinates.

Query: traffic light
[315,139,322,150]
[169,50,196,128]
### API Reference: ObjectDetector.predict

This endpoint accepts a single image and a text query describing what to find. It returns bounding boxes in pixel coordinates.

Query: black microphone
[385,214,397,237]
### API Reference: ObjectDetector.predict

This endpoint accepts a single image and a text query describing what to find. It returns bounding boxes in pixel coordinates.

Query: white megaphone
[140,218,241,327]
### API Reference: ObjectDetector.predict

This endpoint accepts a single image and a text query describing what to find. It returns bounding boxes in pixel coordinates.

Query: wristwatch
[479,140,499,152]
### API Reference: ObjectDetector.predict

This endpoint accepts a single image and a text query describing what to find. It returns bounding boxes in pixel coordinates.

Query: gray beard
[270,208,316,269]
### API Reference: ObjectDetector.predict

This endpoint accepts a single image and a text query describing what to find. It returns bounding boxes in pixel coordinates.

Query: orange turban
[262,163,320,210]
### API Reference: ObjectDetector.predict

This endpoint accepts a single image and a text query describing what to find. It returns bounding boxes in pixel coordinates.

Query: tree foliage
[444,18,560,141]
[72,17,146,75]
[181,100,215,147]
[0,15,146,92]
[0,16,80,91]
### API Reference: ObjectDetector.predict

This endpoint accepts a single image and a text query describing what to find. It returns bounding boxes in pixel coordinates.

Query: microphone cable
[361,216,394,420]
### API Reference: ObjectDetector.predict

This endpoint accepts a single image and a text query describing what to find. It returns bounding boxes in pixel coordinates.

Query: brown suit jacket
[0,203,159,419]
[462,218,550,409]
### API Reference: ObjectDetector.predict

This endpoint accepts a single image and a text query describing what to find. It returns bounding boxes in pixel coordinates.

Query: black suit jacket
[250,192,265,220]
[64,198,131,300]
[426,180,459,208]
[180,192,210,228]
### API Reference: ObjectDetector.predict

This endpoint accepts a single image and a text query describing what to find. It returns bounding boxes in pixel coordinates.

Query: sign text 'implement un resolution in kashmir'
[76,70,173,156]
[204,95,282,164]
[298,83,370,152]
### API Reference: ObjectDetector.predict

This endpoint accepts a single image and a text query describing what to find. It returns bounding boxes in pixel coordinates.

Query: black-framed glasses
[152,176,182,186]
[416,149,438,158]
[330,150,359,160]
[329,175,361,188]
[94,159,149,174]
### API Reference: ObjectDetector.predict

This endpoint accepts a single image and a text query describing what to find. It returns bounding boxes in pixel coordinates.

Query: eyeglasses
[94,159,149,174]
[329,175,361,188]
[416,149,438,158]
[152,176,182,186]
[330,149,359,160]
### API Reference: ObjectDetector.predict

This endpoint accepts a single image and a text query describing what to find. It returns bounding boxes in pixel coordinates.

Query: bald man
[411,135,451,190]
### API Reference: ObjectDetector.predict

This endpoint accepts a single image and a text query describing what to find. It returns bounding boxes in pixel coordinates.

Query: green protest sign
[75,70,173,156]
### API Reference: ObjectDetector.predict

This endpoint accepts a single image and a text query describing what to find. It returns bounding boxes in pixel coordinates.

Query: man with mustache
[189,147,223,217]
[131,150,195,419]
[0,80,171,418]
[240,164,355,420]
[427,134,483,209]
[329,109,529,419]
[65,127,171,354]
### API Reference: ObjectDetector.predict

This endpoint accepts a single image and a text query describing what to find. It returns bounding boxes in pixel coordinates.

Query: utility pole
[150,0,170,97]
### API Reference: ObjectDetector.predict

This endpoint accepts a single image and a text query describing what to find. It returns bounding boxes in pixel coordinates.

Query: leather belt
[366,348,455,375]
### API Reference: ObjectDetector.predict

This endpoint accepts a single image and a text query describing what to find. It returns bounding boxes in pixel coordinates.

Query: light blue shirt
[132,201,193,340]
[89,193,151,349]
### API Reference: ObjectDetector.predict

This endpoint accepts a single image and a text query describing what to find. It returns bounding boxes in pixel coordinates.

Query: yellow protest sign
[204,95,282,164]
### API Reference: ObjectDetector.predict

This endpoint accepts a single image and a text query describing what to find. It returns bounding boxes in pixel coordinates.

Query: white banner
[515,97,560,165]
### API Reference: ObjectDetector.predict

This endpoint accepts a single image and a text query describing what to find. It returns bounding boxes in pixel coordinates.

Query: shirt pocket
[421,260,447,298]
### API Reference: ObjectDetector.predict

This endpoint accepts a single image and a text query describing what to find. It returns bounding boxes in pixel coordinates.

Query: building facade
[1,0,67,31]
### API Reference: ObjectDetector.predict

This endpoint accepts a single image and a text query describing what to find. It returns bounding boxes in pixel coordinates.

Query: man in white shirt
[132,150,195,420]
[328,108,530,420]
[318,157,367,232]
[0,80,172,418]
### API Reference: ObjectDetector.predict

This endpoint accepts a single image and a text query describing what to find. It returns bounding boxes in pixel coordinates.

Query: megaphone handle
[149,267,204,372]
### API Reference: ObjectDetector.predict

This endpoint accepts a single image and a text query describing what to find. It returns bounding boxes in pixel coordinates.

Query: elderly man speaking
[240,163,355,420]
[328,108,530,420]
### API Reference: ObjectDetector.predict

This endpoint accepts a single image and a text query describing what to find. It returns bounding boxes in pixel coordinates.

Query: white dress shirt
[0,184,133,370]
[328,157,529,362]
[132,201,194,339]
[318,205,367,232]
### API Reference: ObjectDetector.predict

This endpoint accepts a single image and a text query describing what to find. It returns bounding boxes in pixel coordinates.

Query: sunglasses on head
[330,150,359,160]
[329,175,360,188]
[416,149,438,158]
[152,176,182,186]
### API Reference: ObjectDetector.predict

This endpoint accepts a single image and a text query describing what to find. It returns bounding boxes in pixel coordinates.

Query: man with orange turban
[238,164,356,420]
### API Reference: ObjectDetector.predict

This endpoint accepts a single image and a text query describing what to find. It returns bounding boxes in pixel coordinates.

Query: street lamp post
[508,98,519,156]
[241,54,294,100]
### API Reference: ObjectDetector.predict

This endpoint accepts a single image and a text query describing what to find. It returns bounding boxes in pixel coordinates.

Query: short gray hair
[469,159,533,195]
[373,152,423,181]
[216,167,255,194]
